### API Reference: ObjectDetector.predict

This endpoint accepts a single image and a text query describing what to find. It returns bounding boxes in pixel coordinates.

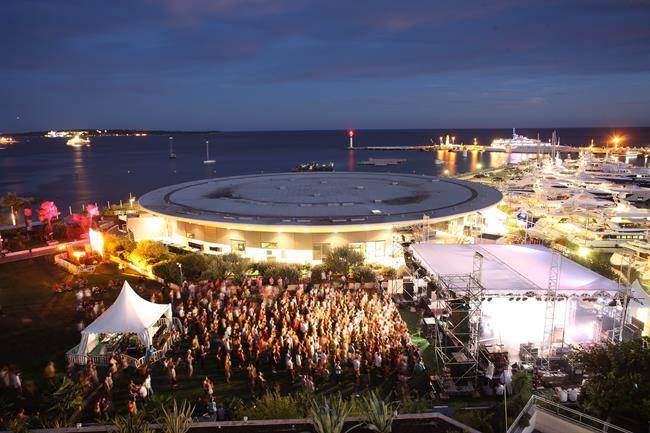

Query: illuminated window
[349,242,364,254]
[261,242,278,249]
[366,241,386,258]
[313,243,331,260]
[231,239,246,253]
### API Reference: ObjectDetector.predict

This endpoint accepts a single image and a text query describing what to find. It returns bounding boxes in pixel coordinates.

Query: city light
[610,135,623,147]
[89,228,104,256]
[578,247,590,258]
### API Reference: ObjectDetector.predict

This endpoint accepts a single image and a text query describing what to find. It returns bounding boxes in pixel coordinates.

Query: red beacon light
[348,129,355,138]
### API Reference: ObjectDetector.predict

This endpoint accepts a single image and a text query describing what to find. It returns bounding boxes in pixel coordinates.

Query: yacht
[490,129,554,153]
[66,133,91,147]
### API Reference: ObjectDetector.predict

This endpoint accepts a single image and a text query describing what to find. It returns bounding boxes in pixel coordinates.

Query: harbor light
[476,163,483,170]
[610,135,623,147]
[348,129,355,149]
[443,169,450,175]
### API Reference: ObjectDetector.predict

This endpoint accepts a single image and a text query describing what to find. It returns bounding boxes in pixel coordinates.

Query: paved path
[0,239,89,264]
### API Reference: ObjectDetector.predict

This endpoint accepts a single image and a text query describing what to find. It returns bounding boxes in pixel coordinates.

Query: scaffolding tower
[430,252,485,392]
[540,249,561,369]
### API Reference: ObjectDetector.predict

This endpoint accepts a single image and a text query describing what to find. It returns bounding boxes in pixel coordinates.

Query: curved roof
[139,172,502,228]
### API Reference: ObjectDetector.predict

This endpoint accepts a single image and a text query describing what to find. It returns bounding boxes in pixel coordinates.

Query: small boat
[626,149,640,158]
[434,159,445,165]
[203,140,215,164]
[292,162,334,172]
[66,134,90,147]
[168,136,176,159]
[0,136,17,145]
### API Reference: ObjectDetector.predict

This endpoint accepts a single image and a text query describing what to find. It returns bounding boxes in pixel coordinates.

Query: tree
[323,246,364,276]
[352,265,376,283]
[38,201,60,235]
[0,192,34,226]
[130,240,173,265]
[105,234,137,256]
[572,337,650,423]
[202,253,249,283]
[177,253,208,280]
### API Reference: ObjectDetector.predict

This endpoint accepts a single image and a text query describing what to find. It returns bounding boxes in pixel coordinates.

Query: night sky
[2,0,650,131]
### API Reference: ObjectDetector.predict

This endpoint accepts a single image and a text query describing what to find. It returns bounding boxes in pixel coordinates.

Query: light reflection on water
[0,128,648,210]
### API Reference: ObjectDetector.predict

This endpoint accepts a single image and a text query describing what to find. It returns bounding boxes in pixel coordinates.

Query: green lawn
[0,258,409,420]
[0,257,159,381]
[398,307,437,372]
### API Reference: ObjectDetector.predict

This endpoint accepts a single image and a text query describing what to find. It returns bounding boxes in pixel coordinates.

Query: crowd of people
[96,275,426,419]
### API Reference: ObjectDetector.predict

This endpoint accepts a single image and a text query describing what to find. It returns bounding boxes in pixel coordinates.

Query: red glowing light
[348,129,354,137]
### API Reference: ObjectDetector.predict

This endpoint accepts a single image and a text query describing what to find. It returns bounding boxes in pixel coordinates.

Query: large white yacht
[490,128,554,153]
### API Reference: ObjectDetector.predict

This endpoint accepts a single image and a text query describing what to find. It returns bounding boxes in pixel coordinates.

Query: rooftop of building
[139,172,502,227]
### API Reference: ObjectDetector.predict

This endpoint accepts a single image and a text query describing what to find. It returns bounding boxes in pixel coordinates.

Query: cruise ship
[490,128,556,153]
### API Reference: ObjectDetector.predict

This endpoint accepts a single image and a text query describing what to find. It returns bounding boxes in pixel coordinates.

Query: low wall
[54,253,96,275]
[1,412,479,433]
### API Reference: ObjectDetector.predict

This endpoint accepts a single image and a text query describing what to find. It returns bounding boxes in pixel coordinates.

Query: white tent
[410,243,621,295]
[76,281,172,356]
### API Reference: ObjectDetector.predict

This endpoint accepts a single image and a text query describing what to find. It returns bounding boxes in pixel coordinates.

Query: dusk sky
[2,0,650,132]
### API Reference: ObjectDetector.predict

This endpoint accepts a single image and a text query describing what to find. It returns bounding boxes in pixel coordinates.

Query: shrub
[202,253,250,283]
[352,265,376,283]
[310,264,329,283]
[323,246,364,276]
[152,260,181,283]
[177,253,208,280]
[105,234,136,256]
[239,392,306,420]
[251,261,302,284]
[130,240,172,265]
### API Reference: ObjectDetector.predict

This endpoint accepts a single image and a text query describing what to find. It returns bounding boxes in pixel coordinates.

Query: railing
[507,395,634,433]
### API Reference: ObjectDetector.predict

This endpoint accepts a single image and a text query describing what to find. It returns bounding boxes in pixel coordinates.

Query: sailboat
[168,136,176,159]
[203,140,215,164]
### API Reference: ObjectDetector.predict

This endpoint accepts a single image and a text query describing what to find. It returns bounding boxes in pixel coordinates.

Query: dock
[356,144,650,155]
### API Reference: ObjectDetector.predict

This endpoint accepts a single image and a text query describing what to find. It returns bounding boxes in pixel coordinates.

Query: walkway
[0,239,89,264]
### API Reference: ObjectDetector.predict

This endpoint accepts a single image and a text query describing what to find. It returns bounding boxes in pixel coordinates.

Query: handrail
[507,395,633,433]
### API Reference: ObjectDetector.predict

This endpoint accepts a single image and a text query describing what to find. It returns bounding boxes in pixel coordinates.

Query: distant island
[8,129,221,137]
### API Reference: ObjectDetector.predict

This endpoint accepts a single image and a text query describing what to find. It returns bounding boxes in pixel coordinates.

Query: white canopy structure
[410,244,621,296]
[76,281,172,356]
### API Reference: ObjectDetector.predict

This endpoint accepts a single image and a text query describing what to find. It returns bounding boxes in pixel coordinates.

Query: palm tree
[359,391,399,433]
[0,192,34,226]
[310,394,360,433]
[159,400,194,433]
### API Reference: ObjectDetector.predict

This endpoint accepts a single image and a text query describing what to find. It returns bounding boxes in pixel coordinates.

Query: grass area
[0,257,159,381]
[0,258,418,421]
[398,307,437,371]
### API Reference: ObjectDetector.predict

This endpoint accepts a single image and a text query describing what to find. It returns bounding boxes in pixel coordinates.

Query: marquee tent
[410,244,621,295]
[76,281,172,356]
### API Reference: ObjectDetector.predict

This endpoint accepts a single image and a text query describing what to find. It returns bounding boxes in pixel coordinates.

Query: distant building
[129,172,502,265]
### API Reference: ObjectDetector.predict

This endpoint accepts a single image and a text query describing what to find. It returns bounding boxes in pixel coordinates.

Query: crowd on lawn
[94,275,426,419]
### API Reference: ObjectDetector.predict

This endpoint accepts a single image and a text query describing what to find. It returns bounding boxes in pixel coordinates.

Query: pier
[357,143,650,155]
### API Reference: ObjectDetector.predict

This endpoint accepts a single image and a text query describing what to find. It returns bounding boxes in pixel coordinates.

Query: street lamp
[177,262,183,284]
